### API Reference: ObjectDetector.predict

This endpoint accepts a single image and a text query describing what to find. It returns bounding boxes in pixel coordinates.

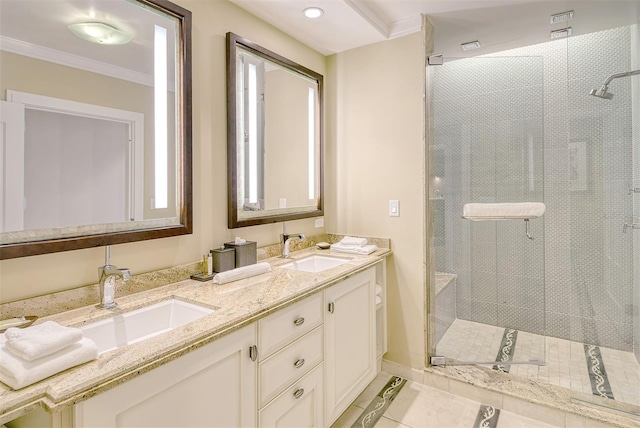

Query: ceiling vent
[461,40,481,51]
[550,11,574,24]
[551,27,572,39]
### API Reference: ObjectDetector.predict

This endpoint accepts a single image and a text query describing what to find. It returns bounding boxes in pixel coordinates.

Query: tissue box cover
[211,247,236,272]
[224,241,257,267]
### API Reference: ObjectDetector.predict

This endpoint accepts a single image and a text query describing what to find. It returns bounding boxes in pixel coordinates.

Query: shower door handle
[623,216,640,233]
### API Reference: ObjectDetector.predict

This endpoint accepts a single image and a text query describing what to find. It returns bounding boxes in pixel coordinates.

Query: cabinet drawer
[259,326,323,407]
[258,292,322,359]
[259,363,324,428]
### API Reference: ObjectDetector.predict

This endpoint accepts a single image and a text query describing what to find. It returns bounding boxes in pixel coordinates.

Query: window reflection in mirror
[227,33,323,228]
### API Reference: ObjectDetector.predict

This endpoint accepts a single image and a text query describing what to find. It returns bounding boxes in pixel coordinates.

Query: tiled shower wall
[633,23,640,363]
[433,26,637,352]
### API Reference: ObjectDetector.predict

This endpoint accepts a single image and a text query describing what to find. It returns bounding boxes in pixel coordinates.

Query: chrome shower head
[589,85,614,100]
[590,70,640,100]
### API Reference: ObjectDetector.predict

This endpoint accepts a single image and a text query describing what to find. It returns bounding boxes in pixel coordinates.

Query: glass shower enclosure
[429,21,640,411]
[430,56,546,370]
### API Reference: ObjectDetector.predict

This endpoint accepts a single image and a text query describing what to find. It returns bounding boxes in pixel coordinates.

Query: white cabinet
[54,263,384,428]
[324,268,377,425]
[74,323,257,428]
[259,364,324,428]
[258,293,324,427]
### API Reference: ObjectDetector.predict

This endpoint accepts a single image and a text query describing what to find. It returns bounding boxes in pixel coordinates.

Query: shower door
[430,56,546,368]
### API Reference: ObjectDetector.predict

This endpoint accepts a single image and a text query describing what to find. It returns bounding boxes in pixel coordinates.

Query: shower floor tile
[436,319,640,408]
[331,372,558,428]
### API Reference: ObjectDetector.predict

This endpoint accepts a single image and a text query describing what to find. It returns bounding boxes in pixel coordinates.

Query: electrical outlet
[315,217,324,228]
[279,198,287,208]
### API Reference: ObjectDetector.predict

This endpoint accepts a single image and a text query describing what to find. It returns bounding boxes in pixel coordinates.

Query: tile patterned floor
[331,372,558,428]
[436,319,640,408]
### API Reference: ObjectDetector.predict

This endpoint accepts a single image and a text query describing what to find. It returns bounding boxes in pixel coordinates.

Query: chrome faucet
[280,224,305,258]
[97,246,131,309]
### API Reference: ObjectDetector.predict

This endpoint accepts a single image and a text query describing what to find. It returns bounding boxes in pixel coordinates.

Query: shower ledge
[424,361,640,428]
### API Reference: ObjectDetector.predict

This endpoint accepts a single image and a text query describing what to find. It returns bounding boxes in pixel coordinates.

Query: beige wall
[326,33,426,369]
[0,0,427,372]
[0,0,326,303]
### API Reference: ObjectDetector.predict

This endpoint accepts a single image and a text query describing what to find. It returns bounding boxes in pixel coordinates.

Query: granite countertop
[0,246,391,424]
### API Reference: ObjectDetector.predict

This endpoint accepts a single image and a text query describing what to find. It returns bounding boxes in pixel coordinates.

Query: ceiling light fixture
[303,7,324,19]
[68,22,132,45]
[461,40,481,51]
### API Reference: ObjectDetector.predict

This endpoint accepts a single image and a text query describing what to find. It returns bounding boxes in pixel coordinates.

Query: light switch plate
[279,198,287,208]
[389,200,400,217]
[315,217,324,228]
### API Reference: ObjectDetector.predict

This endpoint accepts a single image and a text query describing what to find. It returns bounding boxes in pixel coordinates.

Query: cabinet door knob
[293,317,305,326]
[293,388,304,399]
[294,358,305,369]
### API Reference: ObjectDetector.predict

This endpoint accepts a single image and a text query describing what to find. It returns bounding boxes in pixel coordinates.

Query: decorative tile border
[351,376,407,428]
[473,405,501,428]
[492,328,518,373]
[584,344,615,400]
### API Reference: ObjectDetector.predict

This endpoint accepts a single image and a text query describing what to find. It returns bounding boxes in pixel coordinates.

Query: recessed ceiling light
[68,22,132,45]
[461,40,481,51]
[303,7,324,19]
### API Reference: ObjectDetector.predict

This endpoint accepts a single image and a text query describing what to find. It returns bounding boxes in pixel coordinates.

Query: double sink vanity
[0,0,382,425]
[1,243,390,427]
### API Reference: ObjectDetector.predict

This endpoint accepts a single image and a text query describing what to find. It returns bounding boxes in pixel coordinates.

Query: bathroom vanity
[1,246,389,427]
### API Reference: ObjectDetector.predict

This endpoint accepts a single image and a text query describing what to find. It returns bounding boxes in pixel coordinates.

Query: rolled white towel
[375,285,382,296]
[330,243,377,255]
[338,236,368,247]
[5,321,83,361]
[213,262,271,285]
[375,296,382,306]
[0,336,97,390]
[462,202,545,220]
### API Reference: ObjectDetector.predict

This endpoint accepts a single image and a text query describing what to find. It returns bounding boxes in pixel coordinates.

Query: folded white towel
[0,336,97,390]
[4,321,83,361]
[338,236,368,247]
[462,203,546,220]
[330,243,378,255]
[213,262,271,285]
[375,285,382,296]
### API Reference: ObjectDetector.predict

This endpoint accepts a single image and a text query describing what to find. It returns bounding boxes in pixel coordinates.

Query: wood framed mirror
[0,0,192,259]
[226,32,323,229]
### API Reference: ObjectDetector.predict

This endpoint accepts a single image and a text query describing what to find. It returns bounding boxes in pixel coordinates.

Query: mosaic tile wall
[632,23,640,364]
[432,26,637,352]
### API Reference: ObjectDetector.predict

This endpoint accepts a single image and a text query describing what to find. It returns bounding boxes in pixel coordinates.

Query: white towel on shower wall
[462,202,546,220]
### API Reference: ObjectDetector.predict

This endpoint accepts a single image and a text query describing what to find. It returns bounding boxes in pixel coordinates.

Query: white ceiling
[229,0,640,57]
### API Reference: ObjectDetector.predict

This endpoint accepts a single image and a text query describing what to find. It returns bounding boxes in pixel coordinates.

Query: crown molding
[0,36,153,87]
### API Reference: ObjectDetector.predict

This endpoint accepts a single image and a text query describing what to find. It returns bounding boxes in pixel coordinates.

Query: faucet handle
[120,268,131,280]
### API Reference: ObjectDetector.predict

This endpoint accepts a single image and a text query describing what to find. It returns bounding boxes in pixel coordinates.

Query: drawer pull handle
[294,358,305,369]
[328,302,335,313]
[293,317,305,327]
[293,388,304,399]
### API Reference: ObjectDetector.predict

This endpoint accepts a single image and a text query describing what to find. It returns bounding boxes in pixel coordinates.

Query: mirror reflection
[0,0,192,257]
[227,33,323,228]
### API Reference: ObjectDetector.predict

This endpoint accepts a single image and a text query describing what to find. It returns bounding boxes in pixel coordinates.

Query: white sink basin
[279,255,349,273]
[80,299,214,354]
